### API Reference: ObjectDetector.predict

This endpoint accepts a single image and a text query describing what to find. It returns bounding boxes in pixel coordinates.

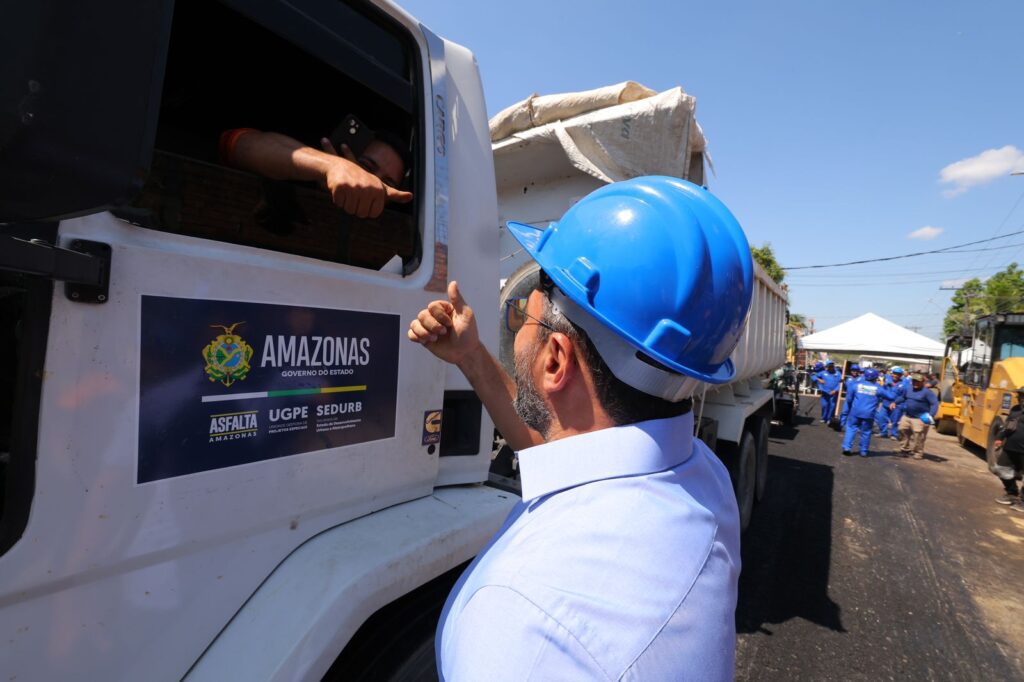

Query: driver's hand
[320,138,413,218]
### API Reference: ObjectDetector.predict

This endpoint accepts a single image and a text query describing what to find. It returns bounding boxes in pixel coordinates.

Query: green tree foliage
[943,278,984,339]
[751,243,785,285]
[943,264,1024,338]
[986,263,1024,312]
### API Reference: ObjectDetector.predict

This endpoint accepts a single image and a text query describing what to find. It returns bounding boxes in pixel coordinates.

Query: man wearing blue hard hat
[841,367,896,457]
[889,367,913,439]
[875,366,906,438]
[807,361,824,393]
[815,360,842,424]
[408,176,752,681]
[839,363,862,428]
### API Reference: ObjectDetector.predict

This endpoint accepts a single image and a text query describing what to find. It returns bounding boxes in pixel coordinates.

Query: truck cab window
[122,0,423,273]
[995,325,1024,364]
[968,320,993,387]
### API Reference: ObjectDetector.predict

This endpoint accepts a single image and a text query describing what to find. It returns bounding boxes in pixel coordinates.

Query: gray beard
[512,341,552,440]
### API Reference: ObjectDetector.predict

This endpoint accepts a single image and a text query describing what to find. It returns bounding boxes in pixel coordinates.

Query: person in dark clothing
[895,372,939,458]
[992,386,1024,510]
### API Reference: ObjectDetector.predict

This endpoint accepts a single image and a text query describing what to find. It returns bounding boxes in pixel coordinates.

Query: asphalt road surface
[736,396,1024,681]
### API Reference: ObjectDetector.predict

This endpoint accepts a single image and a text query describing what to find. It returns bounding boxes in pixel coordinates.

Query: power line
[787,278,965,288]
[932,242,1024,254]
[966,184,1024,274]
[782,228,1024,270]
[786,265,1008,280]
[788,273,995,285]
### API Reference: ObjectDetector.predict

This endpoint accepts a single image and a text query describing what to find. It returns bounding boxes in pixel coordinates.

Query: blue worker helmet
[892,366,904,375]
[814,361,825,371]
[505,176,754,401]
[850,363,861,372]
[864,368,879,382]
[826,359,835,366]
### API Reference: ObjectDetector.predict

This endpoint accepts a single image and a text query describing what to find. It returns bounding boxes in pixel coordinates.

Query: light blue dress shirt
[437,412,741,681]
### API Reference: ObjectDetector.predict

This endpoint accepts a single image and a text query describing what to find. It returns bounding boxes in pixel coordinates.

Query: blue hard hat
[892,366,904,374]
[850,364,861,372]
[505,176,754,399]
[864,368,879,382]
[814,361,825,371]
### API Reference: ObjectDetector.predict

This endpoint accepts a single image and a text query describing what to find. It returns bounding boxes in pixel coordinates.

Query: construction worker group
[811,360,937,458]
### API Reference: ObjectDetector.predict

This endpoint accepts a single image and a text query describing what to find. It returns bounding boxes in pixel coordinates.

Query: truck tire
[754,417,769,502]
[986,419,1004,474]
[325,607,439,682]
[773,396,794,425]
[935,417,957,436]
[735,429,757,533]
[498,261,542,375]
[382,634,437,682]
[325,564,463,681]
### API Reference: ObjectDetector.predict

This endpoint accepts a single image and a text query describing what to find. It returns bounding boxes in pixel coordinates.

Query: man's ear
[540,332,577,393]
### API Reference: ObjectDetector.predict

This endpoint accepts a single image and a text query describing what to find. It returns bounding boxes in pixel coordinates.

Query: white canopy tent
[799,313,945,360]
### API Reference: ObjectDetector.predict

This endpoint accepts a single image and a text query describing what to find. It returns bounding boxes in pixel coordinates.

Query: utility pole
[938,283,980,338]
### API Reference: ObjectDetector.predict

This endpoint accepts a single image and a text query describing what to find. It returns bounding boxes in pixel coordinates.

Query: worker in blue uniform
[839,363,862,428]
[816,360,842,424]
[875,366,905,437]
[887,368,912,440]
[843,368,896,456]
[807,361,824,402]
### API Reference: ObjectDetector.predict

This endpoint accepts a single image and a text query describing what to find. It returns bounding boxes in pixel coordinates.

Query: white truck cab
[0,1,515,679]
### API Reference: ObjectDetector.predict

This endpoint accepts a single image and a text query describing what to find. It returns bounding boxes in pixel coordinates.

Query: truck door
[0,0,496,678]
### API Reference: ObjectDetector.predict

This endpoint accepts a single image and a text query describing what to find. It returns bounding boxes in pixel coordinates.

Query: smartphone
[329,114,374,157]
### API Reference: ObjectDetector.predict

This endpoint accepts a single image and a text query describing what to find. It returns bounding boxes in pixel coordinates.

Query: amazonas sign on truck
[138,296,399,483]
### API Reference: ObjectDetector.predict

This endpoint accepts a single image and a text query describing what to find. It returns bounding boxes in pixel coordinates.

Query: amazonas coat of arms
[202,322,254,387]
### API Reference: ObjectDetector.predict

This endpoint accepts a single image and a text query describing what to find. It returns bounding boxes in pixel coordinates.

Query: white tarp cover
[490,83,707,184]
[799,313,945,359]
[489,81,656,142]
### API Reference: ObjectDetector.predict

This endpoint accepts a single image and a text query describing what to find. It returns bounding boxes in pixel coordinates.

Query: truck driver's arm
[407,281,544,451]
[219,129,412,219]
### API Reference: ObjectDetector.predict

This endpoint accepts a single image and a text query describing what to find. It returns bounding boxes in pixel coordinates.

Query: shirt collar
[517,412,695,502]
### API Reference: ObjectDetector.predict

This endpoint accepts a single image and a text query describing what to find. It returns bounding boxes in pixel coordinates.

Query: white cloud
[939,145,1024,197]
[908,226,943,240]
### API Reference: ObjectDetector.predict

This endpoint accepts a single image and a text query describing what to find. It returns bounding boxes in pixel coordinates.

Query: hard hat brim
[506,220,547,257]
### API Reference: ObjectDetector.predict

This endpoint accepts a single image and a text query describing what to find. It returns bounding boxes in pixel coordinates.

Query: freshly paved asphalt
[735,396,1024,681]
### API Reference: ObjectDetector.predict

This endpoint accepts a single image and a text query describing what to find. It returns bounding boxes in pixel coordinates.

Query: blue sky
[401,0,1024,340]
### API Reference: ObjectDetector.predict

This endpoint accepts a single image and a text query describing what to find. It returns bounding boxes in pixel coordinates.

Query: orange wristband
[218,128,260,165]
